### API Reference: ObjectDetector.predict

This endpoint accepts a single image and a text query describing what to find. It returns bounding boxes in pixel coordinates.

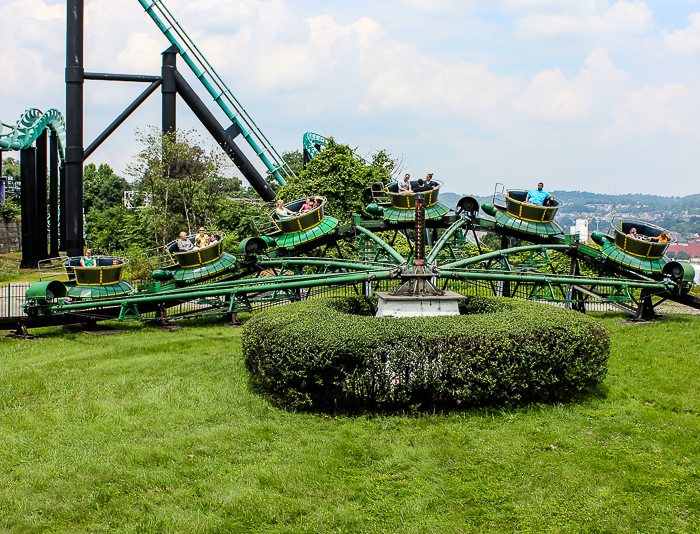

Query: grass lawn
[1,312,699,533]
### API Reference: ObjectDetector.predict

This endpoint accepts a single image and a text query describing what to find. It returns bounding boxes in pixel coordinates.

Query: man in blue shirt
[526,182,552,205]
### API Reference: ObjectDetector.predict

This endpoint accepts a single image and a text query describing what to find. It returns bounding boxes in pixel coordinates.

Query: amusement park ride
[1,0,699,335]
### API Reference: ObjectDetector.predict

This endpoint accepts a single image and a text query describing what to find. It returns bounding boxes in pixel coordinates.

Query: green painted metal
[43,268,397,315]
[354,225,406,264]
[425,218,468,263]
[491,208,563,237]
[439,270,668,290]
[1,108,66,160]
[381,202,450,223]
[25,280,68,300]
[170,252,237,284]
[258,258,396,271]
[66,280,134,300]
[440,244,573,270]
[274,217,339,249]
[137,0,293,185]
[303,132,328,159]
[599,239,667,274]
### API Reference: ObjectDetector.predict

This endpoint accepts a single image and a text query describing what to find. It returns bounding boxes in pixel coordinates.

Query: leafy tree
[128,128,231,246]
[282,150,304,177]
[277,139,394,223]
[83,163,130,213]
[676,250,691,261]
[85,205,149,253]
[2,157,19,179]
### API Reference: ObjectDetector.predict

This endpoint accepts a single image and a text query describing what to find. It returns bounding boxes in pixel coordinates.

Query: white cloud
[609,83,698,137]
[511,47,628,121]
[513,1,653,38]
[664,12,700,54]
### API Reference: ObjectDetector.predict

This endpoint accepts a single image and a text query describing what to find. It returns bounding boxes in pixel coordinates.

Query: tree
[282,150,304,177]
[2,157,19,179]
[676,250,691,261]
[83,163,130,213]
[128,128,231,246]
[277,139,394,223]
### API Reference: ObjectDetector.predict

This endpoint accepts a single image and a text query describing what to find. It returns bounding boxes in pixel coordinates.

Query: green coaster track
[0,108,66,159]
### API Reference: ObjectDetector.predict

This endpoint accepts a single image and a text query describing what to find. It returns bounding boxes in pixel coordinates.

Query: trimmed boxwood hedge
[242,296,610,411]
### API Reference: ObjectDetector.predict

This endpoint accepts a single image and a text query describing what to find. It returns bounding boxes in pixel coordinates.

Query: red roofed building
[667,243,700,258]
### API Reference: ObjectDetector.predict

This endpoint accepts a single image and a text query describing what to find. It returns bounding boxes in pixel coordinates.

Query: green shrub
[1,198,21,220]
[242,296,610,412]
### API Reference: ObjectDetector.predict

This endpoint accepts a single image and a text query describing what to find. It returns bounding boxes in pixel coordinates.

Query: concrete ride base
[375,291,465,318]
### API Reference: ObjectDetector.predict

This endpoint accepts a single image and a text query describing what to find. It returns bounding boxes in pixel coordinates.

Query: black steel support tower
[50,131,60,257]
[162,45,178,136]
[65,0,84,257]
[36,129,49,261]
[20,148,38,268]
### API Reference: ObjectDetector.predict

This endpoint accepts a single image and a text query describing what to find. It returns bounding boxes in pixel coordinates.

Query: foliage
[128,128,233,246]
[83,163,130,214]
[1,156,19,179]
[1,315,700,531]
[281,149,304,177]
[242,296,610,411]
[277,139,395,223]
[0,198,21,220]
[676,250,691,261]
[84,206,149,254]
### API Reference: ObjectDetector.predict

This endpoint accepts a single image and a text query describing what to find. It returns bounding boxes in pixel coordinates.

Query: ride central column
[65,0,84,257]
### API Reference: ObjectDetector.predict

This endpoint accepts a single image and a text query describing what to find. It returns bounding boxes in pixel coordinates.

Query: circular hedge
[242,296,610,412]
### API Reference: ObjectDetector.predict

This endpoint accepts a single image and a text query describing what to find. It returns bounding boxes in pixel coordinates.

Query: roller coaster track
[137,0,295,186]
[0,108,66,160]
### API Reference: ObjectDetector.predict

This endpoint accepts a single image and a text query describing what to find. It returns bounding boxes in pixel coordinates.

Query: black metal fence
[1,280,698,321]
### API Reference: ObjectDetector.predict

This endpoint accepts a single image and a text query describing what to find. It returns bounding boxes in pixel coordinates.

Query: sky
[2,0,700,197]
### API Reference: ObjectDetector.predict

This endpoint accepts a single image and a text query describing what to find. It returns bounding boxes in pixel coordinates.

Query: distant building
[569,219,589,242]
[667,243,700,258]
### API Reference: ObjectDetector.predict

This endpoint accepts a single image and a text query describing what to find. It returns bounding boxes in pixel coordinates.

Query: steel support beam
[65,0,84,257]
[162,45,177,136]
[84,79,162,160]
[35,129,49,261]
[173,69,276,202]
[20,147,38,268]
[49,131,59,257]
[84,72,162,83]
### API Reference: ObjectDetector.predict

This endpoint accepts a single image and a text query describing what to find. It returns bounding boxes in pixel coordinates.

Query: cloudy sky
[2,0,700,196]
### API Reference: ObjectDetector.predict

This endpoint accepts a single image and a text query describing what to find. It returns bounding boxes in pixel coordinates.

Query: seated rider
[526,182,552,206]
[301,197,314,212]
[627,228,638,238]
[424,173,439,189]
[80,249,95,267]
[275,199,296,219]
[398,174,411,193]
[412,178,434,193]
[194,227,208,248]
[650,232,670,243]
[177,231,194,252]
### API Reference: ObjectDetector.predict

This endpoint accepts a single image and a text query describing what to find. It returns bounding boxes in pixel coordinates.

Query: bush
[1,198,21,220]
[242,296,610,412]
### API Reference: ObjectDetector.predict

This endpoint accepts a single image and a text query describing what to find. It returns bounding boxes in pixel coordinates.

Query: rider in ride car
[177,232,194,251]
[194,227,208,248]
[526,182,552,206]
[80,249,95,267]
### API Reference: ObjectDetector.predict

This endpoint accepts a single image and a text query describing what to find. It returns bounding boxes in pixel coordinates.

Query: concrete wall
[0,219,21,254]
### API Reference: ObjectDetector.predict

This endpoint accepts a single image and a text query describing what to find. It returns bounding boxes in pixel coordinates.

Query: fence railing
[1,280,698,320]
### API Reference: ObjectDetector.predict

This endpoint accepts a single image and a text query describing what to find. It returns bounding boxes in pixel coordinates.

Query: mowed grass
[1,313,699,533]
